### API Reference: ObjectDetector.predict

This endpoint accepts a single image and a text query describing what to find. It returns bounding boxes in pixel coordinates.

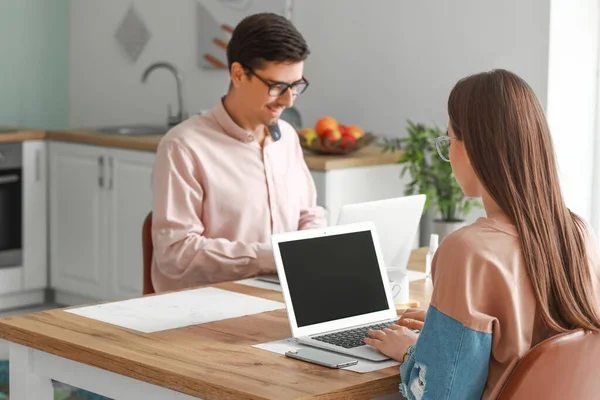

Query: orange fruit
[315,117,339,136]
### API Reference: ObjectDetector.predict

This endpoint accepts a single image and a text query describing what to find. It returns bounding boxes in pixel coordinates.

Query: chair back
[142,211,155,295]
[496,329,600,399]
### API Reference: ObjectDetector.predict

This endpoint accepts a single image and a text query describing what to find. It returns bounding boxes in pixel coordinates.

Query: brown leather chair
[142,211,155,295]
[496,329,600,399]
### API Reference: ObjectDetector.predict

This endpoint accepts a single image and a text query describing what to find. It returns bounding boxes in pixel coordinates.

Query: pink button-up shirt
[151,100,326,292]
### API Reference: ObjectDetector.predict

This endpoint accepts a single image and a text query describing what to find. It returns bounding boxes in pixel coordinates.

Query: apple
[315,117,339,136]
[346,125,364,139]
[321,128,342,147]
[340,133,356,149]
[339,124,349,136]
[299,127,318,146]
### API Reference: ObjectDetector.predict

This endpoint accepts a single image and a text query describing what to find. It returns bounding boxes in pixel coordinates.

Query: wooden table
[0,248,432,400]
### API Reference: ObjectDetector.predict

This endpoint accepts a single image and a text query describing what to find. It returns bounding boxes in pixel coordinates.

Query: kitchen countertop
[0,130,46,142]
[0,129,402,171]
[49,130,161,151]
[302,145,401,170]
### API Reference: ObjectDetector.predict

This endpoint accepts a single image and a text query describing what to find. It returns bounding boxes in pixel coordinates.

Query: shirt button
[160,228,167,234]
[246,135,254,143]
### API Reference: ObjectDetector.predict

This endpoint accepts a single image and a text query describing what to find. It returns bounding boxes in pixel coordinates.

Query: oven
[0,142,22,268]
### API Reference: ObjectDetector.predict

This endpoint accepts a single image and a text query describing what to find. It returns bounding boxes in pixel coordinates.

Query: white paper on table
[253,338,399,374]
[65,287,285,333]
[235,278,282,292]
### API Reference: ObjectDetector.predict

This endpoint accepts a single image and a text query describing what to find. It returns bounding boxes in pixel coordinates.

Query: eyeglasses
[433,135,455,162]
[243,65,309,97]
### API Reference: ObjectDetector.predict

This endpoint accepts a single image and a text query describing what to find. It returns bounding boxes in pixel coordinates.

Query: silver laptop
[337,195,426,270]
[271,221,399,361]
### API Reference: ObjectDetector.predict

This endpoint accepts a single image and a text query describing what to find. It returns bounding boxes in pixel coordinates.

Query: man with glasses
[150,13,326,292]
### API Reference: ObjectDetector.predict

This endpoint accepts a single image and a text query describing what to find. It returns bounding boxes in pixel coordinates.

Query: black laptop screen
[277,230,389,327]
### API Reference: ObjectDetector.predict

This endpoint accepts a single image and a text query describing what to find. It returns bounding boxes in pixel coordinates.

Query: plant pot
[433,219,466,243]
[419,207,435,247]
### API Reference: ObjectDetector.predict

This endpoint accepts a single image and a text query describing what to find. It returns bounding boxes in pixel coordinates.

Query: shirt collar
[210,96,282,144]
[211,97,255,143]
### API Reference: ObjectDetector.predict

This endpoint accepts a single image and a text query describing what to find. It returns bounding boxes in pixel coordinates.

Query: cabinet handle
[35,149,41,182]
[0,174,19,185]
[98,156,104,188]
[108,156,113,190]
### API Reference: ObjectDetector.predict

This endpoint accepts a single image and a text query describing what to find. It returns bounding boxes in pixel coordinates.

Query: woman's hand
[364,325,419,361]
[397,308,426,331]
[400,308,426,322]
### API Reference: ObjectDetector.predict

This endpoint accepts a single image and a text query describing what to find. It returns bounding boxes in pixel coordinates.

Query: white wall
[70,0,551,135]
[70,0,230,127]
[547,0,599,227]
[293,0,550,135]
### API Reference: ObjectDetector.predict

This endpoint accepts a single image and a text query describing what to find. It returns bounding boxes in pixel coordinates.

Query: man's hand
[363,325,418,361]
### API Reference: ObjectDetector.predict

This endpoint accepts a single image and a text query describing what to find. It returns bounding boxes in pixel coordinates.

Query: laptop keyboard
[312,322,395,349]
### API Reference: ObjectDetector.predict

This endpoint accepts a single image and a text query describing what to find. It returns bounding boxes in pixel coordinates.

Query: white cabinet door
[105,148,155,299]
[49,142,107,300]
[310,164,407,226]
[22,140,47,290]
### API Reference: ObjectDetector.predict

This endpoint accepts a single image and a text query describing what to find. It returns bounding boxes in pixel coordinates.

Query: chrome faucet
[141,62,188,127]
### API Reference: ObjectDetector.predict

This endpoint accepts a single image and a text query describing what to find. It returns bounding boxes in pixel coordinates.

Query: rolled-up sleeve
[399,307,492,400]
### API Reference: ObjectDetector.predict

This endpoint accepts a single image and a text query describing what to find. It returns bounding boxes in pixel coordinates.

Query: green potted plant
[381,120,480,242]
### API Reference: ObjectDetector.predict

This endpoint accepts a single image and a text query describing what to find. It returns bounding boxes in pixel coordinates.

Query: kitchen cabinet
[106,147,154,300]
[22,140,48,291]
[49,142,106,301]
[310,164,411,225]
[49,142,154,304]
[302,145,412,229]
[0,140,48,311]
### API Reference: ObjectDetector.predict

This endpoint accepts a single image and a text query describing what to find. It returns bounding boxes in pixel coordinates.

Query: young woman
[365,69,600,399]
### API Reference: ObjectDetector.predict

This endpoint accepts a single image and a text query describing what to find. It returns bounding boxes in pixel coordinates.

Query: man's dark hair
[227,13,309,71]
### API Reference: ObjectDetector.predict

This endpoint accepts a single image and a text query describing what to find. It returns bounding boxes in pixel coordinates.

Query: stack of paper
[65,287,285,333]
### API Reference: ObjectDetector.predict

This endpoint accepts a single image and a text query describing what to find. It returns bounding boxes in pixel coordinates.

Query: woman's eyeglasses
[433,135,453,162]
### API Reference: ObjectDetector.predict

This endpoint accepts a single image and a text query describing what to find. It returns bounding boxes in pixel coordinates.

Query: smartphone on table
[285,347,358,369]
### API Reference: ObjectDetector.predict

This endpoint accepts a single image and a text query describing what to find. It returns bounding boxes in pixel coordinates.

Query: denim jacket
[399,306,491,399]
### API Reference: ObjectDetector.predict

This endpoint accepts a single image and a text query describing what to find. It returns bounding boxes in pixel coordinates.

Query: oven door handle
[0,174,20,185]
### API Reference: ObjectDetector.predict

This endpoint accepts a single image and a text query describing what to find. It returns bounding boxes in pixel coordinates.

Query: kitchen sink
[91,124,168,136]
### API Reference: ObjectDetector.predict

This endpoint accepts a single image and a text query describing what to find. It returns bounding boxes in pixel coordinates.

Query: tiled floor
[0,303,111,399]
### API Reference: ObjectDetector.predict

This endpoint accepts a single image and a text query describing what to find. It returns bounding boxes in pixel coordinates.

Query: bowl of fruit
[297,116,375,154]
